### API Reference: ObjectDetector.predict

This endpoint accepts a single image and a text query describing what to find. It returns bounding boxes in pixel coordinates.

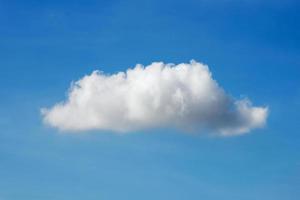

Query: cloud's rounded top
[41,60,268,136]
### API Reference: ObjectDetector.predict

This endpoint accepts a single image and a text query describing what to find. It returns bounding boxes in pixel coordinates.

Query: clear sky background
[0,0,299,199]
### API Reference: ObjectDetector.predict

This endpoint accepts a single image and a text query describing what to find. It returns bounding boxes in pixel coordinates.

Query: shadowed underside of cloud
[41,60,268,136]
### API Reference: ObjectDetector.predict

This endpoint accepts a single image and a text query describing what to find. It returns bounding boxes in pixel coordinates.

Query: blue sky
[0,0,299,199]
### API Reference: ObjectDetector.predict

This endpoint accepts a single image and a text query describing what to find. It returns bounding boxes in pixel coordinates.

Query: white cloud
[41,60,268,136]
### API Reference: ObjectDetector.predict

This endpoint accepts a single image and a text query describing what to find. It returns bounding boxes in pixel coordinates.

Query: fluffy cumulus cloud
[41,60,268,136]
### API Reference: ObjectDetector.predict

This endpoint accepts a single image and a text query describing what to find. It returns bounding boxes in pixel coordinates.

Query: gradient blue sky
[0,0,300,199]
